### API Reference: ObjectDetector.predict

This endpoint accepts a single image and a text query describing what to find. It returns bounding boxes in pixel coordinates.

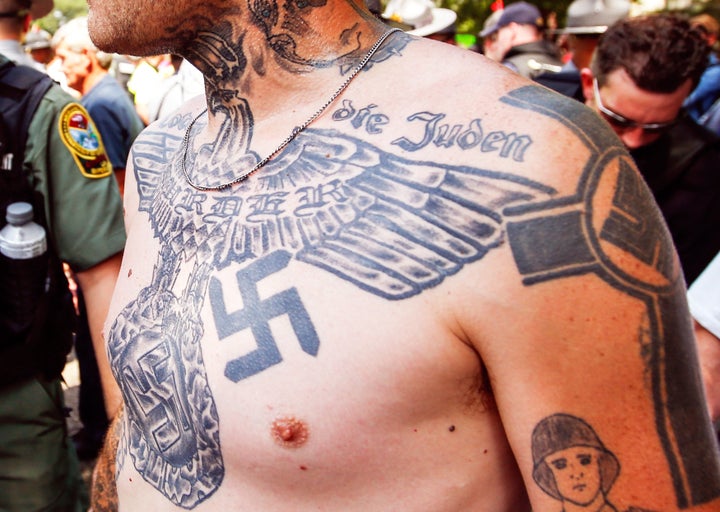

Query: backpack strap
[0,60,75,386]
[0,60,54,176]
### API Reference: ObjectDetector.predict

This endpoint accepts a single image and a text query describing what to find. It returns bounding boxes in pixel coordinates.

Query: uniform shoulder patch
[58,103,113,179]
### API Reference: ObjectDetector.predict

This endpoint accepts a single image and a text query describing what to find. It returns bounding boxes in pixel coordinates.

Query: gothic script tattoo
[110,117,552,505]
[332,99,533,159]
[107,25,412,507]
[112,75,559,506]
[107,28,719,507]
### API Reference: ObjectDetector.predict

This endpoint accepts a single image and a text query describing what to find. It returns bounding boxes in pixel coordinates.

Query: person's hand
[694,320,720,421]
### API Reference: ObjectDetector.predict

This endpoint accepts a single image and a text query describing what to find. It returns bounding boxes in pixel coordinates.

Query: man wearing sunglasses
[580,13,720,286]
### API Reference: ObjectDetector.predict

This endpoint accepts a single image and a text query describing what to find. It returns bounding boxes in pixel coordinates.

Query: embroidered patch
[58,103,113,179]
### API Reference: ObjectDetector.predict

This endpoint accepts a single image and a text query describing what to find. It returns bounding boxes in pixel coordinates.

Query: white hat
[24,27,51,49]
[382,0,457,37]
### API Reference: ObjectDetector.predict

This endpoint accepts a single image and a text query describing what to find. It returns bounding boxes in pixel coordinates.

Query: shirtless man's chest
[105,104,550,509]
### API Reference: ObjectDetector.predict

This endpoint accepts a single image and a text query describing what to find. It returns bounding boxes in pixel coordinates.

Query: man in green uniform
[0,3,125,511]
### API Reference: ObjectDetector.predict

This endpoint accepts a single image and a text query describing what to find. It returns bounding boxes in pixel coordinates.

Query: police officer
[0,0,44,69]
[0,1,125,510]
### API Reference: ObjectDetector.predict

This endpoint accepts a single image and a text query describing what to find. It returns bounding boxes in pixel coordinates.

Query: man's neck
[82,68,108,96]
[184,6,389,122]
[562,493,613,512]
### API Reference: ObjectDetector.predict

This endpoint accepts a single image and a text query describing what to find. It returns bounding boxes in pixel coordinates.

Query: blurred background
[34,0,720,51]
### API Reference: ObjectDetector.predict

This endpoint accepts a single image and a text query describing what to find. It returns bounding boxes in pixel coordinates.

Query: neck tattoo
[181,27,401,192]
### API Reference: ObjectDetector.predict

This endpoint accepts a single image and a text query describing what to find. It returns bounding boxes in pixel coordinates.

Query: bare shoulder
[363,36,613,183]
[111,31,720,510]
[432,68,720,512]
[374,39,720,512]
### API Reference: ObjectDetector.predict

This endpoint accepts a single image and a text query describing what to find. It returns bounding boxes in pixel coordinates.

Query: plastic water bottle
[0,202,49,344]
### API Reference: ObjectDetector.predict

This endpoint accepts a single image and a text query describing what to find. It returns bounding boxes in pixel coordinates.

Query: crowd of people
[0,0,718,510]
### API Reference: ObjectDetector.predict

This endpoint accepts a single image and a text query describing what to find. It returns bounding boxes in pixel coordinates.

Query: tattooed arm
[90,405,122,512]
[76,253,124,420]
[463,86,720,511]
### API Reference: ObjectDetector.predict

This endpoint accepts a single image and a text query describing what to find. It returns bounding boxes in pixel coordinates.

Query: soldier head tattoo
[532,414,620,510]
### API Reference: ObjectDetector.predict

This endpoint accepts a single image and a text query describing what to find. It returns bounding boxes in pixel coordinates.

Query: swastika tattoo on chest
[107,85,718,509]
[108,95,553,506]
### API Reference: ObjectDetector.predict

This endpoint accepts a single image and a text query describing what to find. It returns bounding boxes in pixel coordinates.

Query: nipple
[271,416,309,448]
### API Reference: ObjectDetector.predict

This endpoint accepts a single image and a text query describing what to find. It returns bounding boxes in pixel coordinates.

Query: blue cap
[480,2,543,38]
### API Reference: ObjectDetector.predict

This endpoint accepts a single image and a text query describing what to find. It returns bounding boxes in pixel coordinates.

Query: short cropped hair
[590,13,709,93]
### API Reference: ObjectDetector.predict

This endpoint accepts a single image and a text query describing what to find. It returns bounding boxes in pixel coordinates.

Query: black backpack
[0,58,76,385]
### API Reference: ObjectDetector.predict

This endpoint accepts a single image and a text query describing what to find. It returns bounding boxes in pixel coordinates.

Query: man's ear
[579,68,594,106]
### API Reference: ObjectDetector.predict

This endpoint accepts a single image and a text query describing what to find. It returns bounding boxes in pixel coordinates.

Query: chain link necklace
[181,27,401,192]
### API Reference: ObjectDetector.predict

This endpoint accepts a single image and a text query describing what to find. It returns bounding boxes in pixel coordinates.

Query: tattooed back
[102,28,720,512]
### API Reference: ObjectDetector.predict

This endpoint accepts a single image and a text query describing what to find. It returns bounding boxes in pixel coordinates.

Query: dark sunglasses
[593,78,677,134]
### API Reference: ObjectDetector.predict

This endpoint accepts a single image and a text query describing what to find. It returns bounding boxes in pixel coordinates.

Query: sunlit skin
[483,32,504,62]
[581,67,693,150]
[546,446,603,507]
[488,22,544,63]
[83,1,720,511]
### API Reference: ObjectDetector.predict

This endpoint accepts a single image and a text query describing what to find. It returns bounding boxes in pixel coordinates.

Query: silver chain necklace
[181,27,400,192]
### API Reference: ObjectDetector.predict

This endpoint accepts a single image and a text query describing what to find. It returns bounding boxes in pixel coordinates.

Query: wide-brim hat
[382,0,457,37]
[24,27,51,49]
[551,0,629,35]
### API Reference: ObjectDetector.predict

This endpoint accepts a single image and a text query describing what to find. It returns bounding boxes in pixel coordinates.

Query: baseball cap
[480,1,543,38]
[479,9,503,39]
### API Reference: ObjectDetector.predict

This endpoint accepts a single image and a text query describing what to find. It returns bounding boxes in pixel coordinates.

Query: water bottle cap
[6,202,33,225]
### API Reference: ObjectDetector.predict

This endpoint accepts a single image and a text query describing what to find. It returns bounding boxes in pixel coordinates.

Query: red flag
[490,0,504,11]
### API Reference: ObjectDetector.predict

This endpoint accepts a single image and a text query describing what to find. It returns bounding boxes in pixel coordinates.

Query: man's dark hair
[591,13,709,93]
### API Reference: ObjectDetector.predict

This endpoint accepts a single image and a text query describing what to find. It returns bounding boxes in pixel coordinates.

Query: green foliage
[433,0,720,36]
[33,0,88,34]
[31,0,720,39]
[437,0,574,36]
